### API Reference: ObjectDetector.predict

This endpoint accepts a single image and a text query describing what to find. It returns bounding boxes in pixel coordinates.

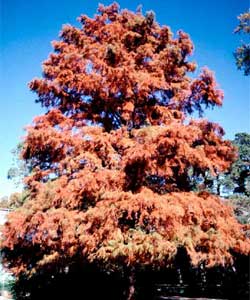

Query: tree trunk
[126,267,136,300]
[216,175,221,196]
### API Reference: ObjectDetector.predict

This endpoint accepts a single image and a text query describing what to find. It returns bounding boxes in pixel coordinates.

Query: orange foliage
[1,3,249,277]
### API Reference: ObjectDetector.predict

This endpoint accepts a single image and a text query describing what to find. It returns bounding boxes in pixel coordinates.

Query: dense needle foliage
[1,4,249,294]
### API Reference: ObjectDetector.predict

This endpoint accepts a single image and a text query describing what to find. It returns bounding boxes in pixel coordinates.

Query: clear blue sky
[1,0,249,197]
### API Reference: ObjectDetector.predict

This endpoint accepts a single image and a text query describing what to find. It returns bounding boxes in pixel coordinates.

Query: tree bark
[126,267,136,300]
[216,175,221,196]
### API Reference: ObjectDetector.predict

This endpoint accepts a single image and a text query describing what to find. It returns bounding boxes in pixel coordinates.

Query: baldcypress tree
[1,3,250,299]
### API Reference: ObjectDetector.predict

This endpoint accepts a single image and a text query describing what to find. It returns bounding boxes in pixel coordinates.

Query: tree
[226,133,250,224]
[231,133,250,194]
[203,133,250,197]
[184,132,250,224]
[1,3,250,299]
[0,196,9,210]
[7,143,28,188]
[234,11,250,76]
[0,193,29,211]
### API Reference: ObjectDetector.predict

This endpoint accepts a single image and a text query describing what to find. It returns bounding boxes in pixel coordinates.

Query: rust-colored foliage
[1,3,249,278]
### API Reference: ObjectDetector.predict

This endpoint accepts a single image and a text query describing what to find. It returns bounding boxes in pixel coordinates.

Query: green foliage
[7,143,28,188]
[234,44,250,76]
[0,191,29,210]
[193,133,250,224]
[8,191,30,209]
[235,11,250,34]
[222,133,249,223]
[230,133,250,195]
[203,132,250,197]
[0,196,9,209]
[0,263,15,294]
[226,133,250,224]
[228,194,250,224]
[234,11,250,76]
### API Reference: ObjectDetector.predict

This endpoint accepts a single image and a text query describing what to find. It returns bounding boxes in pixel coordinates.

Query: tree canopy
[234,11,250,76]
[229,133,250,195]
[226,133,250,224]
[1,4,249,298]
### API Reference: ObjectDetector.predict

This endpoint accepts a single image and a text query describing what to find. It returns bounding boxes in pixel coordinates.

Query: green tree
[7,143,28,188]
[227,133,250,224]
[203,133,250,223]
[0,196,9,209]
[189,133,250,223]
[234,11,250,76]
[230,133,250,195]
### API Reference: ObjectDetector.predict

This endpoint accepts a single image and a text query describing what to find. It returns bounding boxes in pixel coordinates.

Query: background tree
[227,133,250,224]
[0,196,9,210]
[7,143,28,188]
[234,10,250,75]
[8,191,29,210]
[204,132,250,196]
[229,133,250,195]
[4,142,31,210]
[200,133,250,224]
[1,3,250,299]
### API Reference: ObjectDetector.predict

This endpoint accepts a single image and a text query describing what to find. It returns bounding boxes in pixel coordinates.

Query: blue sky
[1,0,249,197]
